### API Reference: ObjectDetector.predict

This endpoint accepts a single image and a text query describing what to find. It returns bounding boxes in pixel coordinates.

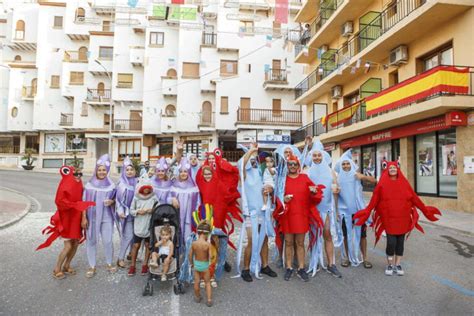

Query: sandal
[106,264,117,273]
[53,271,66,280]
[86,268,96,278]
[363,261,373,269]
[206,300,213,307]
[62,267,76,275]
[210,279,218,288]
[117,260,127,269]
[194,295,202,303]
[341,260,350,268]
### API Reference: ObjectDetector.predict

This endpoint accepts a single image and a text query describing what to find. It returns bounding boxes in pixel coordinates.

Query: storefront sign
[341,112,467,149]
[237,130,291,149]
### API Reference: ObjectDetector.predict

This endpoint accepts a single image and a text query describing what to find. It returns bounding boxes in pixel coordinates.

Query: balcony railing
[113,119,142,131]
[87,88,111,102]
[74,16,101,25]
[22,86,36,99]
[222,150,244,162]
[202,32,217,46]
[237,108,302,125]
[291,119,327,143]
[0,145,20,154]
[295,0,427,100]
[64,50,88,62]
[59,113,74,126]
[265,68,288,82]
[302,65,473,137]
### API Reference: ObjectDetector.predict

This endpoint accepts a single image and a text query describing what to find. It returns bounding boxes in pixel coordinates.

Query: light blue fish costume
[306,140,343,276]
[234,146,275,279]
[334,149,366,266]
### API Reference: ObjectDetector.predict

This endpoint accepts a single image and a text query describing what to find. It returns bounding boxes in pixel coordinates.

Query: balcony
[291,120,327,144]
[264,69,292,91]
[59,113,74,127]
[307,65,474,142]
[130,46,145,67]
[237,108,302,126]
[74,16,101,25]
[63,51,88,63]
[86,88,111,107]
[294,0,319,23]
[113,119,142,132]
[162,77,177,96]
[21,86,36,101]
[202,32,217,47]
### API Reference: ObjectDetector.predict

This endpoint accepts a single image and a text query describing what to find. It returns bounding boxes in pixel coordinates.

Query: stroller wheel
[224,261,232,272]
[143,282,151,296]
[149,283,154,296]
[173,284,179,295]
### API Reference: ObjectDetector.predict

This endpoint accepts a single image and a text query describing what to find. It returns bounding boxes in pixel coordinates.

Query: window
[0,136,20,154]
[239,20,254,33]
[389,70,399,87]
[53,16,63,28]
[272,99,282,116]
[43,159,64,168]
[44,134,65,153]
[220,96,229,114]
[273,21,281,36]
[166,68,177,78]
[150,32,164,46]
[164,104,176,117]
[69,72,84,85]
[182,62,199,78]
[14,55,21,61]
[344,91,359,107]
[99,46,113,60]
[78,46,88,61]
[15,20,25,40]
[361,145,376,191]
[117,73,133,88]
[104,113,110,126]
[11,107,18,118]
[438,130,457,197]
[102,20,111,32]
[81,102,88,117]
[416,133,437,194]
[220,60,238,76]
[118,139,141,160]
[201,101,212,124]
[50,75,60,88]
[75,7,85,21]
[66,133,87,152]
[157,138,173,156]
[422,45,453,71]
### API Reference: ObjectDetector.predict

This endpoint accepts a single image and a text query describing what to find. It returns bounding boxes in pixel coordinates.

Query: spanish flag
[366,66,469,116]
[322,101,362,127]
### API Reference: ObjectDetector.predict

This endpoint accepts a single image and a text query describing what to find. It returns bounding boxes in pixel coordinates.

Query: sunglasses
[73,172,83,177]
[287,162,298,167]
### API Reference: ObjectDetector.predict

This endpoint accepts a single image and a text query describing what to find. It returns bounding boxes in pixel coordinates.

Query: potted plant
[21,148,37,170]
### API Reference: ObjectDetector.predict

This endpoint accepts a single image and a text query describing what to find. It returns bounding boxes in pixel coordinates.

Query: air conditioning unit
[389,45,408,66]
[331,85,342,99]
[319,44,329,55]
[341,21,353,37]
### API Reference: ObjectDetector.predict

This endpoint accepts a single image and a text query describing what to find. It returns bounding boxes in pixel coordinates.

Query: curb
[419,219,473,237]
[0,186,32,230]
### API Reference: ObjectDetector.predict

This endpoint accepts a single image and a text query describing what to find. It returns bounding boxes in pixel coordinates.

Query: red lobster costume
[36,166,95,250]
[196,148,241,248]
[353,161,441,245]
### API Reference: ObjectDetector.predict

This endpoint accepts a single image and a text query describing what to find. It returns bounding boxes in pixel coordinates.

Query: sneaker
[296,269,309,282]
[141,265,149,275]
[106,264,117,273]
[385,265,394,276]
[161,274,167,281]
[327,265,342,278]
[241,269,253,282]
[395,265,404,276]
[224,261,232,272]
[260,265,277,278]
[128,266,136,276]
[284,268,293,281]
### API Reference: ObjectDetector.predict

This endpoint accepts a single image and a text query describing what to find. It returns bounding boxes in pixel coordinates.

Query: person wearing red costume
[37,166,95,280]
[354,161,441,276]
[274,153,324,282]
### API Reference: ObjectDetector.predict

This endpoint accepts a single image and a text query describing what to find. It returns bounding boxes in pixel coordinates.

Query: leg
[63,239,79,272]
[323,215,334,266]
[130,242,141,269]
[394,234,405,266]
[243,227,252,270]
[54,240,73,274]
[203,269,212,305]
[150,252,159,267]
[100,222,114,266]
[163,257,171,275]
[295,234,305,270]
[143,241,151,265]
[260,236,269,268]
[284,233,295,269]
[193,271,201,301]
[118,220,134,261]
[386,234,396,265]
[341,217,349,266]
[86,234,97,269]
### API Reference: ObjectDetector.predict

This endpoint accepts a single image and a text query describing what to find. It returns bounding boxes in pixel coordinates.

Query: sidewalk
[0,187,31,229]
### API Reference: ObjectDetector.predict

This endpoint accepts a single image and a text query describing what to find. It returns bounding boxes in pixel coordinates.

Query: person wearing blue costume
[305,138,343,278]
[237,142,277,282]
[334,149,376,268]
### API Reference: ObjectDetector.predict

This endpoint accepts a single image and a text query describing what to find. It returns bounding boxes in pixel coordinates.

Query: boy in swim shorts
[190,221,212,307]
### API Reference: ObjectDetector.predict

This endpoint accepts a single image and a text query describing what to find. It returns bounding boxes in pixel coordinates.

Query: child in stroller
[150,225,174,281]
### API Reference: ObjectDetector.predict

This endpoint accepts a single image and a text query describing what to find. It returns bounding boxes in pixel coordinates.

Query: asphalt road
[1,170,473,315]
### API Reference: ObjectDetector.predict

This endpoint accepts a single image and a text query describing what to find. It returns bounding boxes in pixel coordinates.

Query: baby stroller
[142,204,185,296]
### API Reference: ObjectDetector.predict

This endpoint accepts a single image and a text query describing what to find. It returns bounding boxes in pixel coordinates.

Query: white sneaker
[385,265,394,276]
[395,265,404,276]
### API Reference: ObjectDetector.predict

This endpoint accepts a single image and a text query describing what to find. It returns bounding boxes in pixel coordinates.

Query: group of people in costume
[38,136,441,304]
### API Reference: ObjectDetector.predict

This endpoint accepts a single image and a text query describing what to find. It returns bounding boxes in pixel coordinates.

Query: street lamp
[94,59,113,159]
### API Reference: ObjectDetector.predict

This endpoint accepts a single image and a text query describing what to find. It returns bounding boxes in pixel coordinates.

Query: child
[190,221,213,307]
[149,225,174,281]
[261,156,276,210]
[128,177,159,276]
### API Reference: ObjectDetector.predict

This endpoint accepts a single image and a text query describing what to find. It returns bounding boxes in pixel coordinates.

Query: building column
[456,114,474,213]
[400,136,415,187]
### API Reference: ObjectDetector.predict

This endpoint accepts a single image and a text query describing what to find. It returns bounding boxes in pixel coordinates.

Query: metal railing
[64,50,88,62]
[265,68,288,82]
[113,119,142,131]
[295,0,427,100]
[222,150,244,162]
[237,108,302,125]
[0,145,20,154]
[202,32,217,46]
[59,113,74,126]
[87,88,111,102]
[22,86,36,99]
[291,119,326,142]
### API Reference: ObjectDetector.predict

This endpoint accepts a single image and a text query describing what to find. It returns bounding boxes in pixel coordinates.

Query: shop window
[53,16,63,28]
[157,138,173,156]
[415,132,437,194]
[65,158,84,169]
[220,60,238,76]
[117,73,133,88]
[150,32,164,46]
[66,133,87,152]
[0,136,20,153]
[118,139,141,160]
[43,159,64,168]
[44,134,65,153]
[375,141,392,181]
[351,147,361,171]
[438,130,457,197]
[182,62,199,78]
[25,135,39,152]
[361,145,376,191]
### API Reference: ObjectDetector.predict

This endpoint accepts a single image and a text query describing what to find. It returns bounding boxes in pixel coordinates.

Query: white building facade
[0,0,303,173]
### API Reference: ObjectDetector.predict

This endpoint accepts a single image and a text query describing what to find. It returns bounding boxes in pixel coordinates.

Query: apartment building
[0,0,303,172]
[290,0,474,212]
